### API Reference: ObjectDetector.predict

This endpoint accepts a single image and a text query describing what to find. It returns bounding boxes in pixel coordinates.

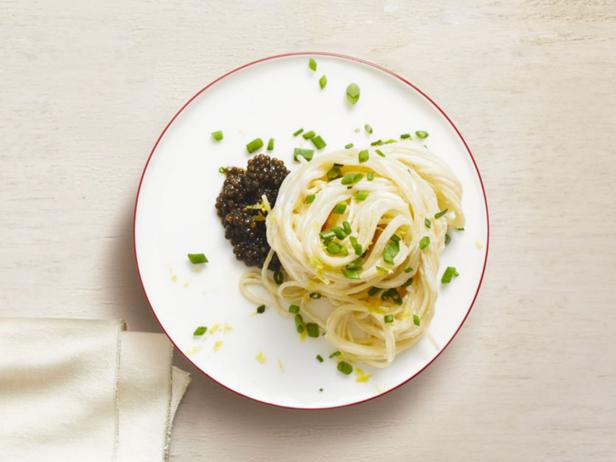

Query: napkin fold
[0,318,190,461]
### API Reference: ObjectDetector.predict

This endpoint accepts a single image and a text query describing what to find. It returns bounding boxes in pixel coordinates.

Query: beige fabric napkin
[0,318,190,461]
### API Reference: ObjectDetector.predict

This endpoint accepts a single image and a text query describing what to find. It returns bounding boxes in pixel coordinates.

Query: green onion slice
[294,148,314,162]
[341,173,363,185]
[419,236,430,250]
[212,130,223,141]
[267,138,274,151]
[193,326,207,336]
[305,194,316,204]
[246,138,263,154]
[306,323,319,338]
[434,209,448,219]
[441,266,459,284]
[293,128,304,137]
[309,57,317,71]
[384,314,394,323]
[337,361,353,375]
[311,135,327,150]
[319,75,327,89]
[364,124,373,134]
[345,143,354,149]
[413,314,421,326]
[302,130,316,139]
[346,83,360,105]
[358,149,369,163]
[256,305,266,314]
[355,190,368,201]
[333,203,347,214]
[415,130,429,139]
[288,304,300,314]
[188,253,208,264]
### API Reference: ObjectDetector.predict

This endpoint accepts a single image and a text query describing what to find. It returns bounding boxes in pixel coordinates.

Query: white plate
[134,52,489,409]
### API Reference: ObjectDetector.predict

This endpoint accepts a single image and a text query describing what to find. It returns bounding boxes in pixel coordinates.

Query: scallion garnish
[218,166,226,174]
[294,314,304,333]
[425,218,431,228]
[404,267,413,273]
[309,57,317,71]
[256,305,266,314]
[246,138,263,154]
[382,139,397,144]
[309,292,321,299]
[311,135,327,150]
[370,139,383,146]
[391,234,400,243]
[456,227,465,231]
[375,149,385,157]
[419,236,430,249]
[350,237,362,256]
[402,278,413,287]
[358,149,369,163]
[267,138,274,151]
[302,130,316,139]
[188,253,208,264]
[212,130,224,141]
[294,147,314,162]
[274,271,284,285]
[413,314,421,326]
[319,75,327,89]
[193,326,207,336]
[367,171,375,181]
[364,124,373,134]
[368,287,381,296]
[346,83,360,105]
[384,314,394,323]
[293,128,304,137]
[400,133,411,139]
[305,194,316,204]
[342,267,360,279]
[326,164,342,181]
[329,351,341,358]
[441,266,459,284]
[342,221,352,235]
[415,130,429,139]
[306,323,319,338]
[320,229,336,240]
[355,190,368,201]
[434,209,448,219]
[382,237,400,265]
[345,143,354,149]
[289,304,300,314]
[381,288,402,305]
[333,203,347,214]
[316,354,324,363]
[337,361,353,375]
[445,233,451,245]
[326,241,342,254]
[341,173,363,185]
[332,226,347,239]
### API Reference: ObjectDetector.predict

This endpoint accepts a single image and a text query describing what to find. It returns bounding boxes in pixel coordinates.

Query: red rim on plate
[133,51,490,410]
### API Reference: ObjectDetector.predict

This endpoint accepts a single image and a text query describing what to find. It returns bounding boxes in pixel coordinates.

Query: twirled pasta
[240,142,464,367]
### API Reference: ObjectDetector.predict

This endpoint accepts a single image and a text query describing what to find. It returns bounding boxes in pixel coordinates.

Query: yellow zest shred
[213,340,223,352]
[255,352,266,364]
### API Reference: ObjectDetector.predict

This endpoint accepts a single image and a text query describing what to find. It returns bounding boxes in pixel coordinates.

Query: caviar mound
[216,154,289,270]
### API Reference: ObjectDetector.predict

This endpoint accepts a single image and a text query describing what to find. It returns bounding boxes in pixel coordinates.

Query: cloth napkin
[0,318,191,461]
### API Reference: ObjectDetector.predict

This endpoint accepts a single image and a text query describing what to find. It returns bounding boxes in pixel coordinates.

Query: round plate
[134,52,489,409]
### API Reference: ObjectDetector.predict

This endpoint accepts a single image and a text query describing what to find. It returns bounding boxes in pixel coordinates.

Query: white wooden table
[1,1,615,460]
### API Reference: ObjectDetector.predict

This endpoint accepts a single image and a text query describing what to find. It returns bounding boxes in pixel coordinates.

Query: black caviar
[215,154,288,270]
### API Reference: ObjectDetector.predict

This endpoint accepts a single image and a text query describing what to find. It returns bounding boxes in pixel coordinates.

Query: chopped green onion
[326,241,342,254]
[311,135,327,150]
[339,246,349,256]
[358,149,369,163]
[404,267,413,273]
[367,171,375,181]
[381,288,402,305]
[294,314,304,333]
[347,257,364,270]
[355,190,368,201]
[274,271,284,285]
[345,143,354,149]
[256,305,266,314]
[384,314,394,323]
[188,253,208,264]
[383,237,400,264]
[193,326,207,336]
[309,292,321,299]
[391,234,400,243]
[445,233,451,245]
[382,139,397,144]
[376,266,391,275]
[341,173,363,185]
[434,209,448,219]
[306,323,319,338]
[419,236,430,249]
[326,165,342,181]
[456,227,465,231]
[337,361,353,375]
[402,278,413,287]
[342,221,352,234]
[329,351,341,358]
[267,138,274,151]
[294,147,314,162]
[333,203,347,214]
[319,75,327,89]
[415,130,429,139]
[212,130,224,141]
[400,133,411,139]
[293,128,304,137]
[368,287,381,296]
[246,138,263,154]
[425,218,431,229]
[305,194,316,204]
[332,226,347,240]
[319,388,324,392]
[342,267,361,279]
[320,229,336,240]
[309,57,317,71]
[316,354,324,363]
[288,304,300,314]
[349,236,362,256]
[441,266,459,284]
[218,166,226,174]
[375,149,385,157]
[370,139,383,146]
[346,83,360,105]
[302,130,316,139]
[413,314,421,326]
[364,124,373,134]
